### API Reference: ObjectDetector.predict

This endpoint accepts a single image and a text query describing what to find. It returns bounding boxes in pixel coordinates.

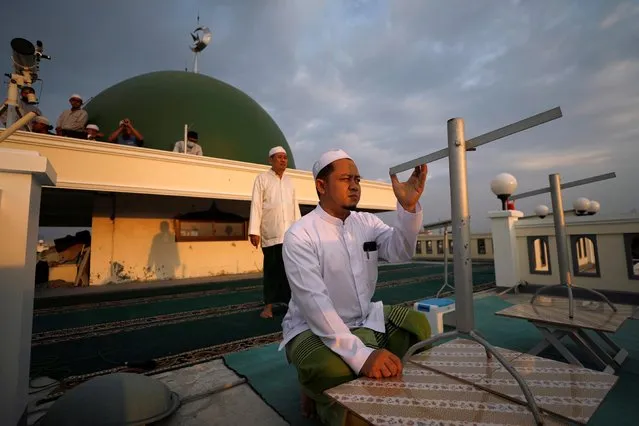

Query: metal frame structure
[510,172,617,319]
[422,219,454,297]
[395,107,563,425]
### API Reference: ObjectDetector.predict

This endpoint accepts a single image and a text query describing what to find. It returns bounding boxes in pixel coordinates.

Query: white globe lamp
[587,200,600,215]
[534,204,550,219]
[490,173,518,210]
[573,197,591,216]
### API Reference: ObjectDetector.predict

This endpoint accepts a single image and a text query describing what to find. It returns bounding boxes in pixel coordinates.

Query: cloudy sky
[3,0,638,235]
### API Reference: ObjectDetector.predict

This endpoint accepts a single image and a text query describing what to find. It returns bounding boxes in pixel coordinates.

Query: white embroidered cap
[69,94,83,102]
[269,146,286,157]
[86,124,99,131]
[312,149,352,179]
[33,116,50,125]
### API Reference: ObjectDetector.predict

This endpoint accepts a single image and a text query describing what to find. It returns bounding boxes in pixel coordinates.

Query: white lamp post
[490,173,518,210]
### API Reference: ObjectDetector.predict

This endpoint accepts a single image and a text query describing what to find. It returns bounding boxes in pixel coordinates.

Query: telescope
[1,37,51,128]
[9,38,50,88]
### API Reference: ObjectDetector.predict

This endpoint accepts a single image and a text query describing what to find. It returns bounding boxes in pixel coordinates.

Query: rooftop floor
[26,263,639,425]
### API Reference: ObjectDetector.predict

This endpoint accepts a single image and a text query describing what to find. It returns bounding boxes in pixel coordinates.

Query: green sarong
[285,304,431,426]
[262,244,291,305]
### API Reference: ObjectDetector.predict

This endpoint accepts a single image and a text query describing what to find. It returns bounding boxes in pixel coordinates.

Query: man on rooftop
[107,118,144,147]
[173,130,203,155]
[249,146,301,319]
[31,116,54,135]
[55,94,88,137]
[280,149,431,425]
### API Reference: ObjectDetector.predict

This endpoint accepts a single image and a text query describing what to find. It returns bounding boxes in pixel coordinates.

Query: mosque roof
[84,71,295,167]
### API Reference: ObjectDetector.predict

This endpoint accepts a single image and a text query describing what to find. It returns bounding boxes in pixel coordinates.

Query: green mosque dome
[84,71,295,168]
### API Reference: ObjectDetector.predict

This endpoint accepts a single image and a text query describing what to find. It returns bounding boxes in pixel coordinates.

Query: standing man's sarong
[285,304,431,426]
[262,243,291,305]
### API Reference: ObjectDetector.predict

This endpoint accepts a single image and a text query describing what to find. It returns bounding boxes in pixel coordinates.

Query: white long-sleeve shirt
[248,169,301,248]
[280,202,423,374]
[56,109,88,131]
[173,140,203,155]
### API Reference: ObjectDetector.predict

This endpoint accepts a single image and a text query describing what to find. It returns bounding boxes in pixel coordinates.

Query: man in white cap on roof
[31,116,54,135]
[55,94,88,137]
[248,146,301,319]
[107,117,144,147]
[85,124,104,141]
[280,149,431,425]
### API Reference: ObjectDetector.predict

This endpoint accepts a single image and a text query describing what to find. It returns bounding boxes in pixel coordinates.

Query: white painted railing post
[0,147,57,426]
[489,210,524,290]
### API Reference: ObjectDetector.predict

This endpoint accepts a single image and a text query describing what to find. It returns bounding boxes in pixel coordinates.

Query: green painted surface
[30,263,495,379]
[84,71,296,167]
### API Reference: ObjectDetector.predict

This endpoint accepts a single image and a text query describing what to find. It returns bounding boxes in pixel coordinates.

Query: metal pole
[183,124,188,154]
[443,227,449,286]
[0,111,36,143]
[549,174,574,318]
[448,118,474,332]
[436,226,455,298]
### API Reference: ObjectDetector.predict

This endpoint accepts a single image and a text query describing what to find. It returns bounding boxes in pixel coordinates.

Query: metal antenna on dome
[189,12,211,74]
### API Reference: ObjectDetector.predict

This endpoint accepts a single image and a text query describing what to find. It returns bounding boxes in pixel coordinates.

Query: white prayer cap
[33,116,50,125]
[312,149,353,180]
[269,146,286,157]
[86,124,99,131]
[69,94,83,102]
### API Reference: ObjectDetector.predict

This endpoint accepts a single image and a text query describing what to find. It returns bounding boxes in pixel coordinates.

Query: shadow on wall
[146,221,181,279]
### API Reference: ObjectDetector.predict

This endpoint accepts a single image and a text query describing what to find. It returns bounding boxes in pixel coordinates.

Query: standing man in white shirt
[281,149,431,425]
[249,146,302,319]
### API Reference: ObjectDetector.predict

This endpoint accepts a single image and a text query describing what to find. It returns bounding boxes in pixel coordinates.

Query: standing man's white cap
[69,94,83,102]
[269,146,286,157]
[312,149,352,180]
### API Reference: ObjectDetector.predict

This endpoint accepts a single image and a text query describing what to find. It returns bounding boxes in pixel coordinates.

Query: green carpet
[33,263,456,333]
[30,263,496,380]
[224,295,639,426]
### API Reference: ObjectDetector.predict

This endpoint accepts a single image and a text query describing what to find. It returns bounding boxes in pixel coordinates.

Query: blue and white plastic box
[413,298,456,336]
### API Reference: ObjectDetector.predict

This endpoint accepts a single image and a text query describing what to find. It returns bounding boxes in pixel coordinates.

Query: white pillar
[0,148,56,426]
[489,210,524,289]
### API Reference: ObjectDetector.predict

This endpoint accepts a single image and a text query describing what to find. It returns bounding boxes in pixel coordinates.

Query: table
[495,298,634,374]
[326,339,618,425]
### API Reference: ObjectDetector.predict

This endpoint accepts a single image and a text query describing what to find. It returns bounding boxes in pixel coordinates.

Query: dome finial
[189,13,211,74]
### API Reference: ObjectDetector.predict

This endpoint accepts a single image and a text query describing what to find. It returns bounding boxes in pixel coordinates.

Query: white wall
[514,214,639,293]
[90,193,264,284]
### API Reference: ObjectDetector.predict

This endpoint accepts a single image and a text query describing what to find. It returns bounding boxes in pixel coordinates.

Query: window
[527,236,551,274]
[426,240,433,254]
[174,219,248,242]
[624,233,639,280]
[448,239,454,255]
[437,240,444,254]
[416,241,423,254]
[477,238,486,255]
[570,235,600,277]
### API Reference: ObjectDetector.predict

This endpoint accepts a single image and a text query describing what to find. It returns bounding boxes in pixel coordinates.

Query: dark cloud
[2,0,637,232]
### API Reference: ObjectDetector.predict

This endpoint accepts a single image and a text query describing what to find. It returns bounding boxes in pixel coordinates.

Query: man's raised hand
[390,164,427,213]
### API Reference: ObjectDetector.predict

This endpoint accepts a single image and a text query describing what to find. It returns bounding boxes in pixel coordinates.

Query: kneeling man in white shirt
[280,149,432,425]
